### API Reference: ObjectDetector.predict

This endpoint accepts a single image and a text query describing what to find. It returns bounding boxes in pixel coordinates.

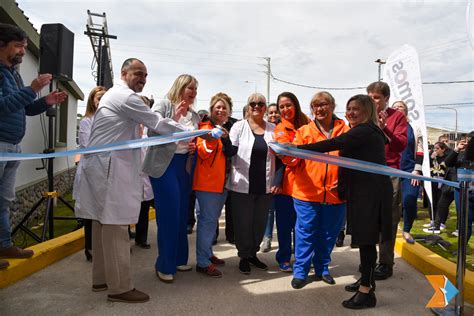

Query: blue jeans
[150,154,191,275]
[264,199,275,238]
[0,142,20,248]
[195,190,227,267]
[293,198,346,279]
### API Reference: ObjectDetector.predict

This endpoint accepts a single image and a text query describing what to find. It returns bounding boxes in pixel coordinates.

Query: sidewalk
[0,218,443,316]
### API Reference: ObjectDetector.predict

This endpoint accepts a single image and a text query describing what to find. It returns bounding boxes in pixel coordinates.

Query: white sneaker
[176,265,192,272]
[452,230,459,237]
[423,227,441,234]
[156,271,174,283]
[440,224,447,231]
[423,221,434,228]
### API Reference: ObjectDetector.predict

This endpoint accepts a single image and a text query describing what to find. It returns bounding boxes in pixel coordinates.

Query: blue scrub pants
[274,194,296,264]
[293,198,345,279]
[150,154,191,275]
[401,178,420,233]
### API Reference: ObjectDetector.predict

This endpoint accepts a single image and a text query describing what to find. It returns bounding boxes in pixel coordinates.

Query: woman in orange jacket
[192,94,233,278]
[273,92,310,272]
[290,91,349,289]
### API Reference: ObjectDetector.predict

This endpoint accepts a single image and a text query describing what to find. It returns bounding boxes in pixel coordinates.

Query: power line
[271,72,474,91]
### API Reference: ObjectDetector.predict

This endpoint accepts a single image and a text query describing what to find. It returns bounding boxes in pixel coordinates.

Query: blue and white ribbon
[0,129,209,162]
[269,142,460,189]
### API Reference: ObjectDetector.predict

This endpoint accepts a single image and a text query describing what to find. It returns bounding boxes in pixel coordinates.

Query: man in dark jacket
[0,23,67,269]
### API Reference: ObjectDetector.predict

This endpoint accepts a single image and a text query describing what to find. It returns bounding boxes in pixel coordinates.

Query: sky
[16,0,474,132]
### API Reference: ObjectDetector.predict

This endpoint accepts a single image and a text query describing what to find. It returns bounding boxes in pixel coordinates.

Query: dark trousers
[135,199,152,244]
[188,191,196,227]
[431,184,442,221]
[359,244,377,288]
[379,177,401,266]
[231,191,272,258]
[84,219,92,251]
[434,189,455,228]
[225,192,234,242]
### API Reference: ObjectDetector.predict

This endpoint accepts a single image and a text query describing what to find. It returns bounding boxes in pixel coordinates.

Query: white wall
[15,50,78,189]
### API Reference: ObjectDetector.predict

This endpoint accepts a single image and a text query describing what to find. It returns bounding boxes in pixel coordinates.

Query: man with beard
[0,23,67,270]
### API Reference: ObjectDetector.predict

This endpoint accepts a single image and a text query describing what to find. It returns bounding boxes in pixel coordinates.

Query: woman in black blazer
[297,94,392,310]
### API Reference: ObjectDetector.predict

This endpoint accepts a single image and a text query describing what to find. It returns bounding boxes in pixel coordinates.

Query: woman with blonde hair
[143,74,200,283]
[297,94,392,309]
[73,86,107,261]
[289,91,347,286]
[193,94,233,277]
[226,93,276,274]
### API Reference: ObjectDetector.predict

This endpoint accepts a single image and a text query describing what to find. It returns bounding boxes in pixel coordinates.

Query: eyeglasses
[249,102,266,108]
[311,102,330,109]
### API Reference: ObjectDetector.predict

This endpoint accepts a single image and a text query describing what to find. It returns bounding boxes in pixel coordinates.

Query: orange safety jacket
[192,121,227,193]
[292,119,349,203]
[274,117,310,196]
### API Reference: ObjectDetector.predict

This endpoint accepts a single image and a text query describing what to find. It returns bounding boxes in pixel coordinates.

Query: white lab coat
[72,116,93,208]
[76,80,184,225]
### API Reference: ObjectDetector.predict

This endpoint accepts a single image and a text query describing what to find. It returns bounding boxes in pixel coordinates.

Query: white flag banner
[383,44,433,215]
[468,0,474,49]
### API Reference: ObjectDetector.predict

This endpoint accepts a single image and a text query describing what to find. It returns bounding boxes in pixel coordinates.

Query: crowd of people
[1,22,473,310]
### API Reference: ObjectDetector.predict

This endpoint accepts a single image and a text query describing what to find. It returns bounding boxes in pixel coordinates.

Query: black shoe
[342,290,376,309]
[374,264,393,280]
[291,278,308,289]
[336,231,345,247]
[85,249,92,262]
[345,278,361,292]
[316,274,336,285]
[248,256,268,270]
[129,231,136,240]
[239,258,251,274]
[135,241,151,249]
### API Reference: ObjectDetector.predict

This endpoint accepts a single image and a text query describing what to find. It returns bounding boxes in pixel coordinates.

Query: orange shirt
[192,121,227,193]
[292,119,349,203]
[274,117,309,196]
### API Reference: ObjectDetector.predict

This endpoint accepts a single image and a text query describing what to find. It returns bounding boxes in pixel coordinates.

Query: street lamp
[375,59,386,81]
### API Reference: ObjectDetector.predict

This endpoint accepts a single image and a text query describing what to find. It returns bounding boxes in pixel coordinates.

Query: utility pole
[375,58,386,81]
[84,10,117,88]
[261,57,271,104]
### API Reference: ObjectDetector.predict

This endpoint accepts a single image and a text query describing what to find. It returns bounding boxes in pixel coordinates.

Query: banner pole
[454,169,471,315]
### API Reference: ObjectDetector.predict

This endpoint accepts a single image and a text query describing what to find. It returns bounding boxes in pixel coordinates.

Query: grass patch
[405,201,474,271]
[12,193,79,248]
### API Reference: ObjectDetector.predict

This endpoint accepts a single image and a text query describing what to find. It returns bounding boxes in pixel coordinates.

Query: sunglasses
[249,102,266,108]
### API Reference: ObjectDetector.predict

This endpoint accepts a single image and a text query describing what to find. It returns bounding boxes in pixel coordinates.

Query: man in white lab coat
[77,58,186,303]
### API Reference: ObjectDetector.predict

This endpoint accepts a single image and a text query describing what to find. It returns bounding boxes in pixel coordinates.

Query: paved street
[0,218,440,315]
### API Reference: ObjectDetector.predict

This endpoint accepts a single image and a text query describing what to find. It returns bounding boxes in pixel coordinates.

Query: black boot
[345,278,361,292]
[342,290,376,309]
[336,231,345,247]
[85,249,92,262]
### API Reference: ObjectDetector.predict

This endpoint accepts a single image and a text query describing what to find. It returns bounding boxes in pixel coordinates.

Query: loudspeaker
[39,24,74,81]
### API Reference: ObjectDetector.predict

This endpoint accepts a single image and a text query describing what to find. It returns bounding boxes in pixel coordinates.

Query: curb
[395,234,474,304]
[2,217,473,304]
[0,210,156,289]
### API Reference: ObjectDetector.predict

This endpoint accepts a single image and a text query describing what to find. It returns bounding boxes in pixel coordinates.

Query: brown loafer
[107,288,150,303]
[0,246,34,259]
[0,259,9,270]
[92,283,108,292]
